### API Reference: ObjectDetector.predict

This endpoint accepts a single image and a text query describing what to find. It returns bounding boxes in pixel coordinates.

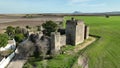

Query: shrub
[26,25,31,29]
[6,26,15,39]
[0,34,9,47]
[14,33,25,43]
[23,63,33,68]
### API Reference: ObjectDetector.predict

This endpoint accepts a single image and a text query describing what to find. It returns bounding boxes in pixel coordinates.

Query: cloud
[68,0,94,5]
[70,0,92,3]
[68,0,106,7]
[78,3,105,7]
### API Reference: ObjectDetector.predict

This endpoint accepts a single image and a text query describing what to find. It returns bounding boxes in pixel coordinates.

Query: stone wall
[43,18,89,54]
[66,20,76,45]
[50,32,66,54]
[66,19,85,45]
[60,35,66,47]
[84,26,89,39]
[75,21,85,45]
[50,32,61,54]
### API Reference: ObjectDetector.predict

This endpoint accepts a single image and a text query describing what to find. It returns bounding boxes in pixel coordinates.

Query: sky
[0,0,120,14]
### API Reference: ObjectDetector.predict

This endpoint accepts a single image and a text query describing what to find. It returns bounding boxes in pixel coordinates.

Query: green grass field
[64,16,120,68]
[24,16,120,68]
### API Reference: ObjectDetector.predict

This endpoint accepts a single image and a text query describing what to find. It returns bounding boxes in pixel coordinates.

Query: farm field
[0,16,63,34]
[23,16,120,68]
[0,16,63,30]
[64,16,120,68]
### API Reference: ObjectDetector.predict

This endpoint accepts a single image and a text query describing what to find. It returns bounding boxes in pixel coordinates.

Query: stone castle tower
[50,18,89,54]
[66,18,85,45]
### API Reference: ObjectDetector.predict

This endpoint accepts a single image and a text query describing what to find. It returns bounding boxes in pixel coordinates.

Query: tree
[105,14,110,18]
[36,25,41,31]
[0,34,9,47]
[29,34,49,59]
[17,40,35,58]
[59,22,64,29]
[26,25,31,29]
[15,26,22,34]
[23,14,33,18]
[29,34,39,43]
[14,33,25,43]
[21,28,29,38]
[42,21,58,36]
[6,26,15,39]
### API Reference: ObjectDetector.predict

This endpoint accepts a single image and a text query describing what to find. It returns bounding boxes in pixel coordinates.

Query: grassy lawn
[23,37,95,68]
[23,45,78,68]
[64,16,120,68]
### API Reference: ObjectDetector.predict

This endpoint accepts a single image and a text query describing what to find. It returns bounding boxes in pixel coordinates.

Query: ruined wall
[50,32,66,54]
[28,31,43,39]
[75,21,85,45]
[60,35,66,47]
[84,26,89,39]
[66,20,76,45]
[66,19,85,45]
[50,32,61,54]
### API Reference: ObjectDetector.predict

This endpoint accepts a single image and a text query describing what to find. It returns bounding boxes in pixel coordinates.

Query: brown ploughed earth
[0,14,63,33]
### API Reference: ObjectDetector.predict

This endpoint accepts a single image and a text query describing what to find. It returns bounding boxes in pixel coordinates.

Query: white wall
[0,39,16,68]
[0,52,15,68]
[0,39,16,51]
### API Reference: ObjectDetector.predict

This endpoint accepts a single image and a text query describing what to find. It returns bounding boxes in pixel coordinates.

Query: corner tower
[66,18,85,45]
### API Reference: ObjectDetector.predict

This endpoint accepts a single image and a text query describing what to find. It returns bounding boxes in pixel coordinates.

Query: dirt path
[7,60,26,68]
[72,36,96,68]
[7,40,29,68]
[74,36,96,53]
[7,48,27,68]
[0,19,18,23]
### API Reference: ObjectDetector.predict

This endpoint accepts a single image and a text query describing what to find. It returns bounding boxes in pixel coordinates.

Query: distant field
[0,17,63,31]
[64,16,120,68]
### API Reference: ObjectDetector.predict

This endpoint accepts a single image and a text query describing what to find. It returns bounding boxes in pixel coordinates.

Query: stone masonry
[50,32,66,54]
[84,26,89,39]
[28,18,89,54]
[50,18,89,54]
[66,18,85,45]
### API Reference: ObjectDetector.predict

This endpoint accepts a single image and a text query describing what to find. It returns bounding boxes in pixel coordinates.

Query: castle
[28,18,89,54]
[50,18,89,54]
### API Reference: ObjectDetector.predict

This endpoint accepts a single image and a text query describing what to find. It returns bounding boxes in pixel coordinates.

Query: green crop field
[24,16,120,68]
[64,16,120,68]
